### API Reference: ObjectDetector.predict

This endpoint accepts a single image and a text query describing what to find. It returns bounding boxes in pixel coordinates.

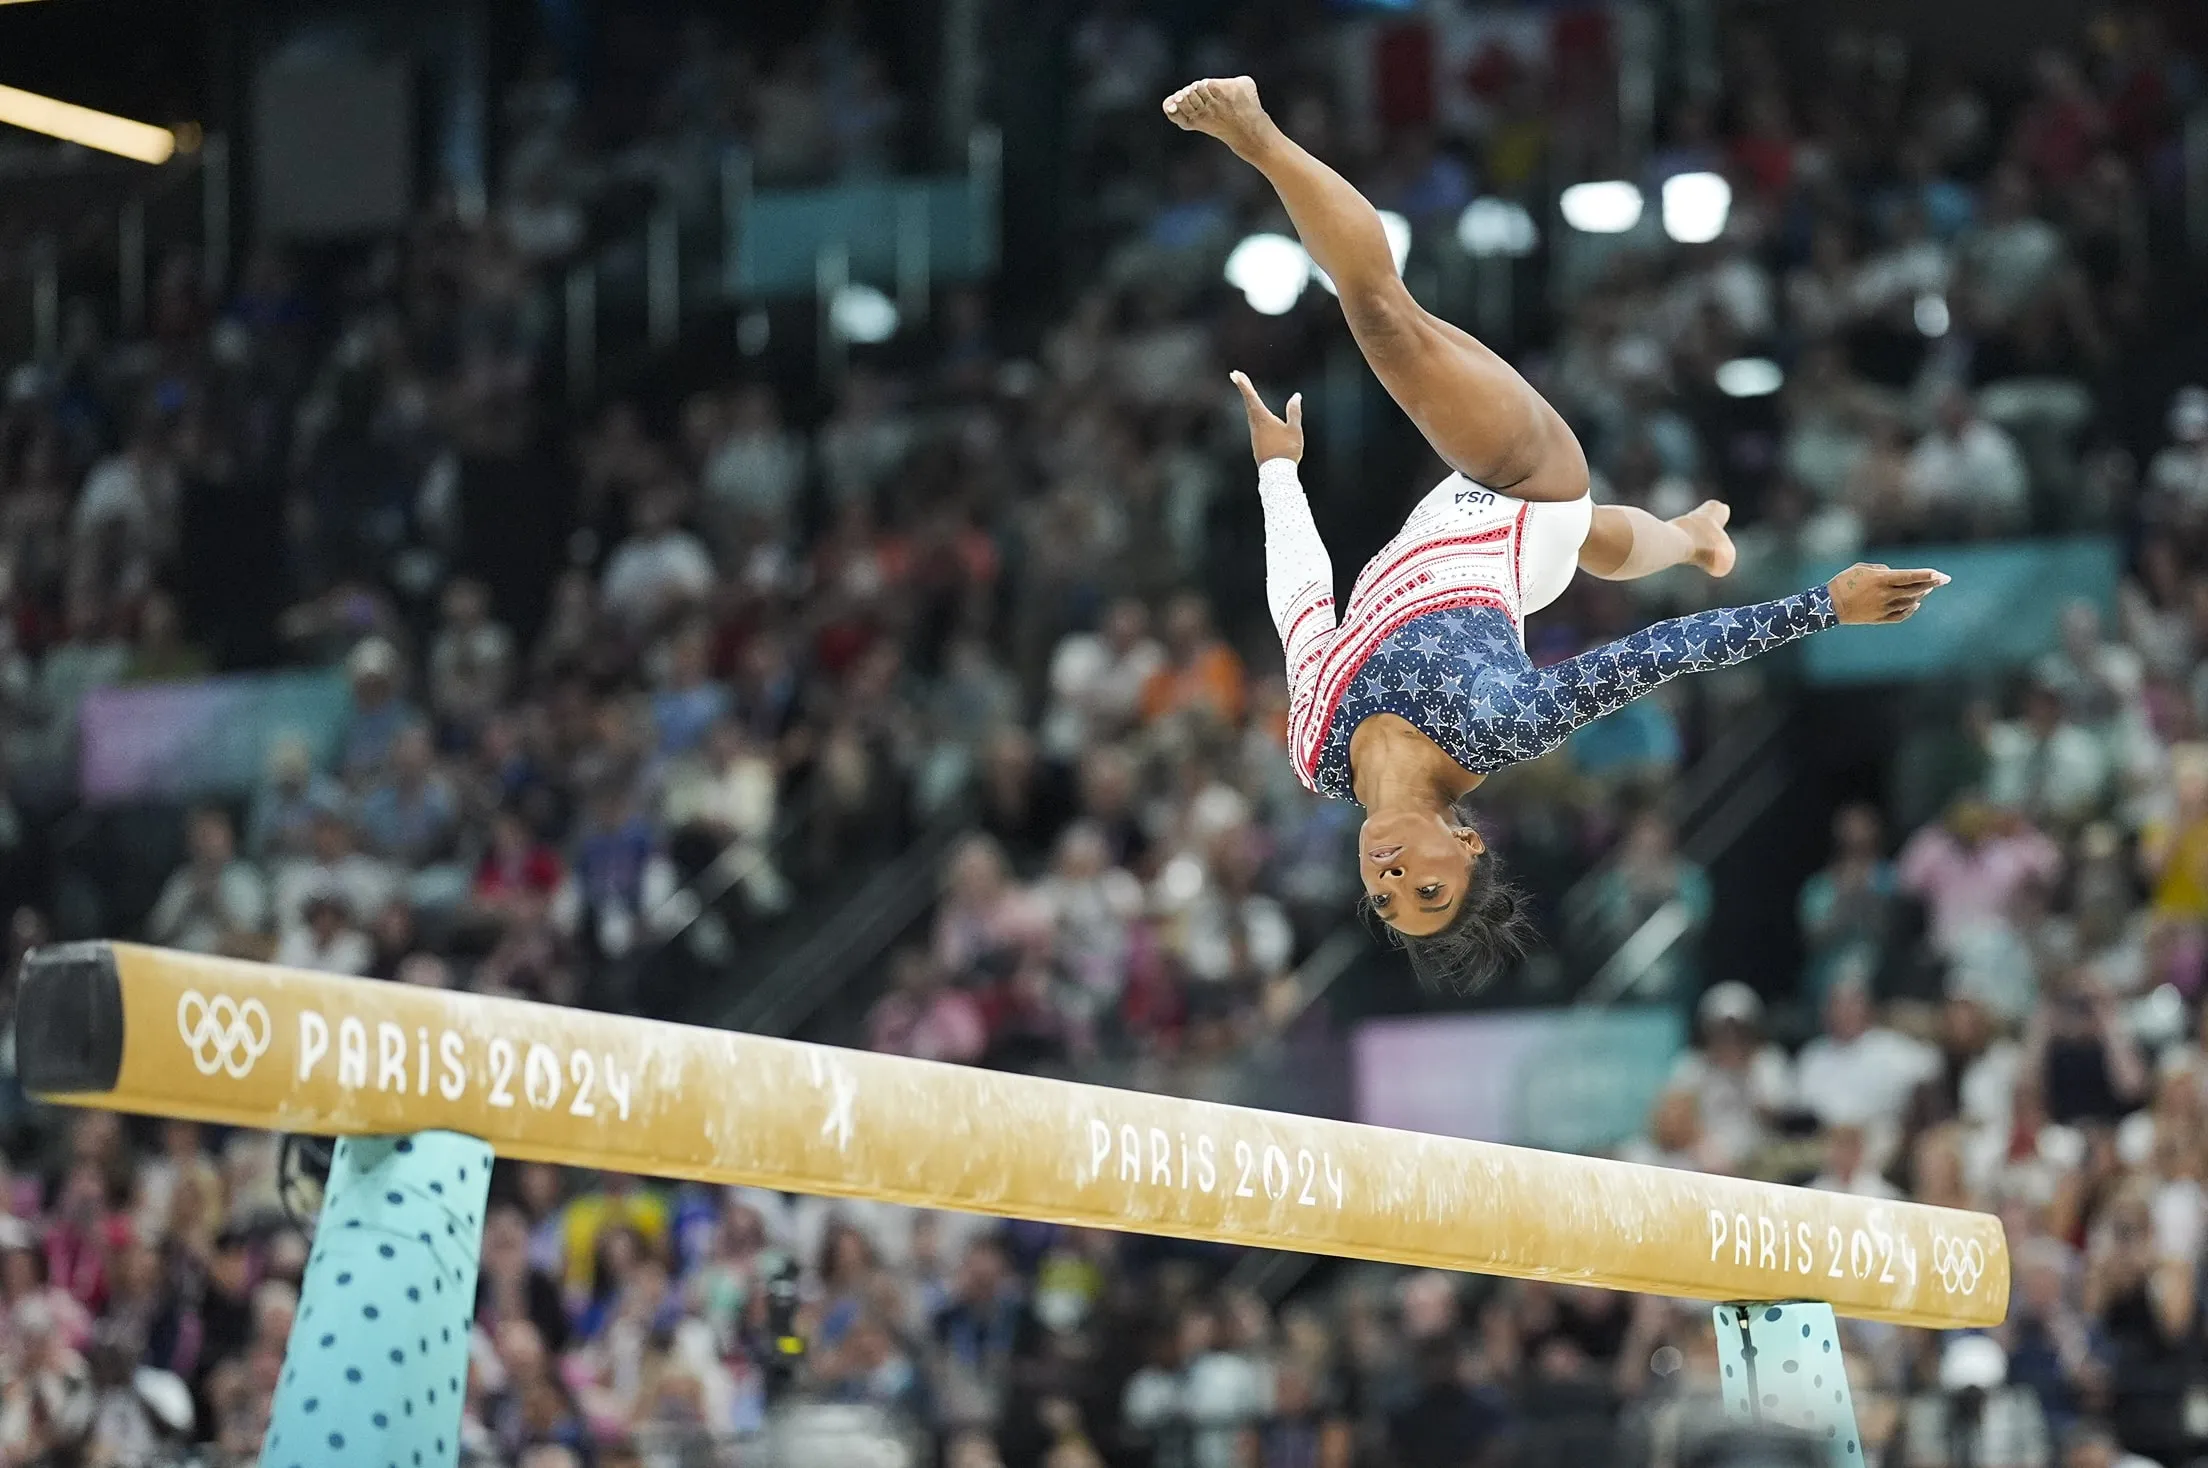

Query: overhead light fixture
[1715,358,1784,398]
[1456,198,1539,258]
[1225,232,1312,316]
[0,82,177,164]
[1914,294,1950,338]
[828,283,899,344]
[1560,181,1643,235]
[1309,209,1411,298]
[1660,172,1731,244]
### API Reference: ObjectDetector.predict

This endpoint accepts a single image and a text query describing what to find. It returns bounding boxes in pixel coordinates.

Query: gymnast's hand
[1231,371,1303,466]
[1827,563,1951,625]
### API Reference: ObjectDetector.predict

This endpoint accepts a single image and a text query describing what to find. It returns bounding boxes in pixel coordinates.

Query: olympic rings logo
[1932,1234,1986,1295]
[176,991,272,1079]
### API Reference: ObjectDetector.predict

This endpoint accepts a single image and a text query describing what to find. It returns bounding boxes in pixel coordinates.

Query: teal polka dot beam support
[1711,1303,1863,1468]
[261,1132,491,1468]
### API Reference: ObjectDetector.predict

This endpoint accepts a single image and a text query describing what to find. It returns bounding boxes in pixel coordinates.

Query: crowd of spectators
[0,1,2204,1465]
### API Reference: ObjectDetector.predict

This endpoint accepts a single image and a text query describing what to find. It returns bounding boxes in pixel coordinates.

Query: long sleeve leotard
[1256,458,1838,798]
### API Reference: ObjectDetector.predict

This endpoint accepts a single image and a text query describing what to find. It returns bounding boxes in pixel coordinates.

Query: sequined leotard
[1258,458,1839,800]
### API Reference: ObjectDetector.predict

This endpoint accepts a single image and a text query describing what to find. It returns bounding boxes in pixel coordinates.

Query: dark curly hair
[1379,844,1534,995]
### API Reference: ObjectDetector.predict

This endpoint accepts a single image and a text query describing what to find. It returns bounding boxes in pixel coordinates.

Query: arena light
[1456,197,1540,258]
[0,82,176,164]
[1310,209,1411,298]
[1560,180,1643,234]
[1225,231,1312,316]
[828,282,899,343]
[1716,357,1785,398]
[1660,171,1731,244]
[1914,294,1951,338]
[1380,209,1412,272]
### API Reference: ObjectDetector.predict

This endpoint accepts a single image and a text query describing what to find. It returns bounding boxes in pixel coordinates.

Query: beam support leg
[260,1133,492,1468]
[1712,1302,1864,1467]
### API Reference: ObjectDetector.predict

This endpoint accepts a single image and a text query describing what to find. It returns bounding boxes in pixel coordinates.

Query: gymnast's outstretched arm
[1468,565,1949,765]
[1235,374,1339,702]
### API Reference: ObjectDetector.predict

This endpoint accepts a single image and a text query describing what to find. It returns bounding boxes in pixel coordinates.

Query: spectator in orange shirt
[1139,593,1246,728]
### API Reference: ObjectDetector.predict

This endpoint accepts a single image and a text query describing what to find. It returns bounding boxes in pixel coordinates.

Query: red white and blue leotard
[1257,458,1839,800]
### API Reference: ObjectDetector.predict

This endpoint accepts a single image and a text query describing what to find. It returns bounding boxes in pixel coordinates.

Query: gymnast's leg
[1579,502,1737,580]
[1165,75,1588,503]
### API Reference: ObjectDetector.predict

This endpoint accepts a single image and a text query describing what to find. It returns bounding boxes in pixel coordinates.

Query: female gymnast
[1164,76,1948,987]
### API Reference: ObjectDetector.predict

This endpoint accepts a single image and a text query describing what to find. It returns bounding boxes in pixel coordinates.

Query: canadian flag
[1362,4,1611,139]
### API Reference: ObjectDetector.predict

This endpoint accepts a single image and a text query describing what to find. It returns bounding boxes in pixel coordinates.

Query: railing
[560,127,1003,404]
[0,137,227,364]
[1566,702,1792,1008]
[714,809,966,1038]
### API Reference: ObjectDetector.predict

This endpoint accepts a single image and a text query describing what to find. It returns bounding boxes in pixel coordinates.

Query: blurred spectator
[1894,1333,2052,1468]
[1903,387,2031,536]
[703,384,807,533]
[1666,982,1794,1172]
[1140,595,1246,731]
[1798,804,1902,1004]
[356,723,460,868]
[1795,978,1940,1168]
[1571,812,1711,1003]
[1619,1087,1713,1173]
[145,807,269,958]
[428,577,517,736]
[271,809,400,939]
[601,489,714,631]
[1899,797,2063,963]
[123,588,208,684]
[339,636,419,783]
[1385,1337,1507,1468]
[1042,599,1165,761]
[244,736,343,862]
[1986,682,2114,831]
[867,949,988,1065]
[273,890,373,975]
[1808,1124,1902,1199]
[2032,974,2148,1126]
[1120,1301,1267,1468]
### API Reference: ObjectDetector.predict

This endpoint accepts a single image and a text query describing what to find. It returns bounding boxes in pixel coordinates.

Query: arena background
[1,0,2206,1463]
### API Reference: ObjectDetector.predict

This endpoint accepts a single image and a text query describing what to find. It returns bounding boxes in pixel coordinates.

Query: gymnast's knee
[1339,279,1425,359]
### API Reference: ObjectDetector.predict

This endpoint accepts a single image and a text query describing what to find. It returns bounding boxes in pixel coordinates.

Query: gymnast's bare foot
[1162,76,1278,162]
[1677,500,1736,578]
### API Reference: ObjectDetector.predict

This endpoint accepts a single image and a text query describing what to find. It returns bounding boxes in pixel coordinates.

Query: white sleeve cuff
[1257,457,1303,498]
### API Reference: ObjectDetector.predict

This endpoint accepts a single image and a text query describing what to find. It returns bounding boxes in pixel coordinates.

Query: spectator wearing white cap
[1895,1333,2052,1468]
[339,636,420,783]
[243,734,343,861]
[1666,982,1794,1173]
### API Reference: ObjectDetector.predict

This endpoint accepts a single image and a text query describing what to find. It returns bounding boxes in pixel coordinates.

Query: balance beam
[17,942,2007,1328]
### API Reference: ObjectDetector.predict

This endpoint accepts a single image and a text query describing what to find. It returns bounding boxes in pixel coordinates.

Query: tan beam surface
[27,944,2006,1327]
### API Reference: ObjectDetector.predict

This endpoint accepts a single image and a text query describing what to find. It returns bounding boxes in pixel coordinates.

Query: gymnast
[1164,75,1948,987]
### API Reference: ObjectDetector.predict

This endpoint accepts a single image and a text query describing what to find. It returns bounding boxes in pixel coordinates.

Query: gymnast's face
[1360,811,1483,936]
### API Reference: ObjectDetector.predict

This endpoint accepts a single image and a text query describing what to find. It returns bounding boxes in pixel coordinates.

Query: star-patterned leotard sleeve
[1258,457,1844,797]
[1456,585,1838,766]
[1301,589,1839,795]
